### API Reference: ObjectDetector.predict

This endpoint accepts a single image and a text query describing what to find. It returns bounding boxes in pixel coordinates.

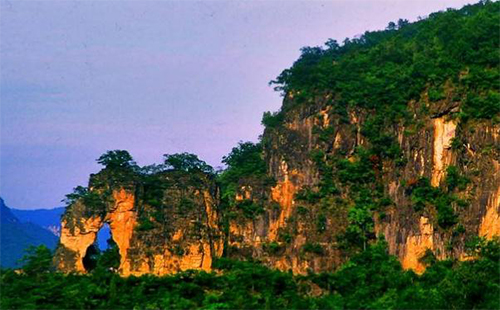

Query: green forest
[1,238,499,309]
[268,0,499,123]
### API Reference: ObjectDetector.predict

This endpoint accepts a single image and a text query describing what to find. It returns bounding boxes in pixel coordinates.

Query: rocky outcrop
[54,170,222,276]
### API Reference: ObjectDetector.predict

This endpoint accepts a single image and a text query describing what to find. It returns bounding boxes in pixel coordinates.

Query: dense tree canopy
[2,238,498,309]
[268,0,499,123]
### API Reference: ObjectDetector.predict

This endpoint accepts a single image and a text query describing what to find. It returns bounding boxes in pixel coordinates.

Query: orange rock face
[58,215,103,272]
[56,95,499,277]
[401,217,435,274]
[56,189,137,274]
[106,189,137,276]
[269,161,297,241]
[479,186,500,239]
[431,117,456,187]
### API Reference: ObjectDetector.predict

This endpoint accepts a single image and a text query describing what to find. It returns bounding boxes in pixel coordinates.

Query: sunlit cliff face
[431,117,457,187]
[479,185,500,240]
[55,98,499,276]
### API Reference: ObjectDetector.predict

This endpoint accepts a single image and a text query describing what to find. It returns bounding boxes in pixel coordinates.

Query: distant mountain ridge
[11,207,65,236]
[0,198,59,268]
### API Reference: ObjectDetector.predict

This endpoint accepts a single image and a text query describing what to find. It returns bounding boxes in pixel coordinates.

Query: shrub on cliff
[163,153,214,175]
[218,141,273,203]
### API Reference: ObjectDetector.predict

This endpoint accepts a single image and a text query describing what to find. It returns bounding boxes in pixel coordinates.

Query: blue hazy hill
[11,207,65,236]
[0,198,58,268]
[11,204,111,251]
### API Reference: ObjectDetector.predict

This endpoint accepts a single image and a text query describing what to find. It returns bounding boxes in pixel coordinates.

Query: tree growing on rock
[97,150,137,170]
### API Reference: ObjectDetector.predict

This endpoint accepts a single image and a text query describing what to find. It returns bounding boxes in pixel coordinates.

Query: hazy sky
[1,0,477,209]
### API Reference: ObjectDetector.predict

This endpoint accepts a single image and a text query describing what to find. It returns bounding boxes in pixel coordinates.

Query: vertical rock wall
[228,94,499,274]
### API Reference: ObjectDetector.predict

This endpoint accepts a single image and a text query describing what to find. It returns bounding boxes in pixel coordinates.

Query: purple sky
[1,0,476,210]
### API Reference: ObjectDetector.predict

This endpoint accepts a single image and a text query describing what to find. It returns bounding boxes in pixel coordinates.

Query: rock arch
[54,178,223,276]
[55,189,136,274]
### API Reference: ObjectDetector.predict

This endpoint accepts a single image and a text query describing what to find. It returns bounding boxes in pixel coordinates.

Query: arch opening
[82,223,121,273]
[97,223,112,250]
[82,244,99,272]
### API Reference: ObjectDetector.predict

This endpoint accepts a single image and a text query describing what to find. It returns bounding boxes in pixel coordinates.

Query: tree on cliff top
[97,150,137,170]
[220,141,266,181]
[163,152,214,175]
[269,0,499,122]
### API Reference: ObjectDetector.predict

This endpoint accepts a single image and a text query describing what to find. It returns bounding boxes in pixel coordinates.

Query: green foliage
[220,142,267,183]
[171,245,185,256]
[296,205,309,216]
[342,204,375,250]
[445,165,470,191]
[178,197,196,212]
[419,248,437,267]
[97,150,137,169]
[407,177,459,228]
[97,239,121,271]
[235,199,264,219]
[461,87,500,121]
[408,178,440,212]
[141,173,169,209]
[436,199,458,228]
[217,142,273,218]
[450,137,464,150]
[361,111,403,160]
[82,239,121,273]
[465,236,500,261]
[63,186,106,214]
[278,231,293,244]
[135,216,155,232]
[263,241,283,255]
[316,213,327,233]
[2,239,499,309]
[333,148,388,250]
[310,150,339,198]
[428,86,446,102]
[18,245,53,276]
[163,153,214,175]
[261,111,284,128]
[302,242,324,255]
[295,187,322,204]
[65,150,217,232]
[269,1,499,123]
[313,125,335,143]
[336,150,376,186]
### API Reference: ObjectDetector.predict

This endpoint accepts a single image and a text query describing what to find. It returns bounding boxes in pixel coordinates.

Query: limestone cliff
[227,90,499,272]
[226,93,499,274]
